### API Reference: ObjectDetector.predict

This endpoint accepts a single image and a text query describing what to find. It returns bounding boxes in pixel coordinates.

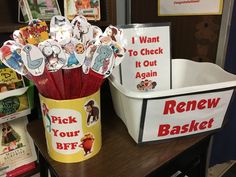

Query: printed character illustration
[85,100,99,126]
[23,45,44,74]
[22,20,48,45]
[104,26,120,42]
[79,133,94,155]
[45,0,54,8]
[75,0,91,10]
[72,20,91,43]
[104,26,126,62]
[0,46,24,73]
[1,123,21,152]
[137,80,157,91]
[42,103,51,132]
[75,43,85,54]
[111,42,126,59]
[13,30,26,45]
[92,26,102,39]
[54,16,67,26]
[62,41,79,67]
[0,84,8,93]
[51,17,72,41]
[41,44,65,71]
[0,83,17,93]
[83,45,97,74]
[102,58,110,74]
[92,45,113,72]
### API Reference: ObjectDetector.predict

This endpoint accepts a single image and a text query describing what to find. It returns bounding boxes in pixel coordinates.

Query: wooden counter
[27,101,211,177]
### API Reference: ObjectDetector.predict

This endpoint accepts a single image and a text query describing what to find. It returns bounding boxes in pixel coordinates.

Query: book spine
[6,162,36,177]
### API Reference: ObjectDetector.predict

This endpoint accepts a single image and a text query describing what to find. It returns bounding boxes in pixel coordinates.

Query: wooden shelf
[0,0,116,34]
[26,85,212,177]
[18,165,39,177]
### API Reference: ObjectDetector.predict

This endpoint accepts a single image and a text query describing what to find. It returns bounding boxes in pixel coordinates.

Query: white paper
[158,0,223,16]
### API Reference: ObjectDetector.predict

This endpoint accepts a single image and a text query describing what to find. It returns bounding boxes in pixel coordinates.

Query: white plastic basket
[109,59,236,143]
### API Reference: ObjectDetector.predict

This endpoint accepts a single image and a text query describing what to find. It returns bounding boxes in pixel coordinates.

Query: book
[0,64,30,123]
[0,65,25,93]
[19,0,61,22]
[18,0,31,23]
[0,116,37,177]
[65,0,101,21]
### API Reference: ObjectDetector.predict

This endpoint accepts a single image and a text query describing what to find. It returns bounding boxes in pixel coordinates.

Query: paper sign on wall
[158,0,224,16]
[119,24,171,92]
[140,89,233,142]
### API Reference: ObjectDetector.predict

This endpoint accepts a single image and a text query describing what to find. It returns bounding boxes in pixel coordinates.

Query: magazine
[65,0,101,20]
[0,116,37,177]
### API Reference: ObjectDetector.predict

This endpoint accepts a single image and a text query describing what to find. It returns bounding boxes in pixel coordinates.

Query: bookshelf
[0,0,116,33]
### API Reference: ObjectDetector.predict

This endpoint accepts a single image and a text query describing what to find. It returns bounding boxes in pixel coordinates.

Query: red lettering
[163,100,176,115]
[71,142,79,150]
[56,142,63,150]
[50,116,77,124]
[140,47,163,55]
[197,99,207,109]
[52,129,58,136]
[63,143,70,150]
[158,124,170,136]
[181,124,189,134]
[60,132,66,137]
[176,102,186,113]
[189,120,199,132]
[56,142,79,150]
[199,121,208,130]
[163,98,221,115]
[208,118,214,128]
[170,126,180,135]
[208,98,220,108]
[62,119,68,124]
[69,116,77,123]
[186,100,197,111]
[157,118,215,137]
[51,116,59,123]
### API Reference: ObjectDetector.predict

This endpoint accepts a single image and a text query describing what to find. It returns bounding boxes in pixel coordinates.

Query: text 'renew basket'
[109,59,236,143]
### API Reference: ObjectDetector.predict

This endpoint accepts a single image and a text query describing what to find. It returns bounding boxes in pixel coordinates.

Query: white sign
[47,108,83,154]
[120,24,171,92]
[158,0,223,16]
[141,89,233,142]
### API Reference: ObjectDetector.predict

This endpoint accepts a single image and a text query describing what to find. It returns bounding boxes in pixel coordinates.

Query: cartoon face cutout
[0,44,27,75]
[38,39,66,72]
[13,30,26,46]
[60,38,85,69]
[21,44,45,76]
[50,16,72,42]
[99,36,112,45]
[111,41,126,66]
[75,43,85,54]
[90,44,115,77]
[92,25,102,39]
[82,44,97,74]
[104,25,123,44]
[71,15,93,44]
